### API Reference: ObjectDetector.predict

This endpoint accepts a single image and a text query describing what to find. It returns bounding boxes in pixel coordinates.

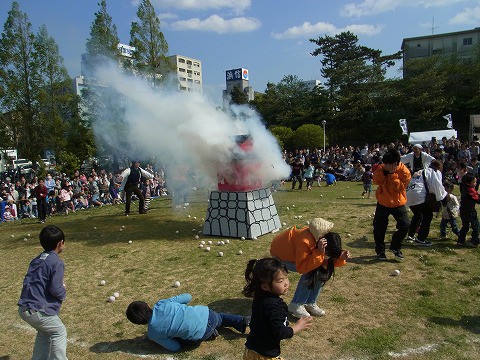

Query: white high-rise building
[168,55,202,93]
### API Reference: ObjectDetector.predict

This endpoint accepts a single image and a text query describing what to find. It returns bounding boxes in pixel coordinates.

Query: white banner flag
[399,119,408,135]
[443,114,453,129]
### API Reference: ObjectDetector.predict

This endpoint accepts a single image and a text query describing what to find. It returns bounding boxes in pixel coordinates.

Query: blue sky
[1,0,479,104]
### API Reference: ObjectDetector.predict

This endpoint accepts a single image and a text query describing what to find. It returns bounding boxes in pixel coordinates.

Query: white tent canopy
[408,129,457,145]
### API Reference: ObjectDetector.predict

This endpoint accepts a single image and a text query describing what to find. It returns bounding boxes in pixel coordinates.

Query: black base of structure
[203,188,281,239]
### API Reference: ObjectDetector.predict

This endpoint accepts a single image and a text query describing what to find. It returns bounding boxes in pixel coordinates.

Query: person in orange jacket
[270,218,350,318]
[373,148,411,261]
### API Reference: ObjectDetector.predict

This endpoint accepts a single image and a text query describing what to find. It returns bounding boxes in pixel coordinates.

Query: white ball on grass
[28,233,31,237]
[205,246,211,252]
[119,228,123,232]
[193,216,197,220]
[192,229,196,232]
[218,252,224,257]
[108,296,116,303]
[298,215,302,219]
[175,230,179,234]
[200,240,206,245]
[23,238,28,241]
[122,225,125,228]
[294,216,298,219]
[225,239,230,244]
[100,280,106,286]
[292,205,295,207]
[207,240,213,245]
[237,250,243,255]
[94,226,97,230]
[252,236,258,240]
[286,207,290,210]
[241,236,246,240]
[347,233,352,237]
[282,222,287,226]
[11,234,14,238]
[195,235,199,239]
[188,215,191,218]
[173,281,181,288]
[113,292,120,298]
[198,244,204,248]
[128,240,132,244]
[391,269,401,276]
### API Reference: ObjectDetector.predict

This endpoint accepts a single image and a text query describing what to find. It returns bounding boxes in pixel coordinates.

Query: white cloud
[169,15,261,34]
[272,21,383,40]
[157,12,178,21]
[150,0,251,14]
[341,0,468,17]
[450,5,480,24]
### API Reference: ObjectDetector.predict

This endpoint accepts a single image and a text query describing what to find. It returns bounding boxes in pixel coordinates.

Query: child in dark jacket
[242,257,312,360]
[458,172,480,247]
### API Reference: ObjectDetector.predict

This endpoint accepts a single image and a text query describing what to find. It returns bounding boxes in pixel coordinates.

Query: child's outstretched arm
[291,316,313,334]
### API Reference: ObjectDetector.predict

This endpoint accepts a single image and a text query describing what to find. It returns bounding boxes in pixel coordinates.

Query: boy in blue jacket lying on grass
[126,293,250,352]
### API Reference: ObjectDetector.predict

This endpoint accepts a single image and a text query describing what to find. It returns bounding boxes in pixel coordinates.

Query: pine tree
[129,0,174,89]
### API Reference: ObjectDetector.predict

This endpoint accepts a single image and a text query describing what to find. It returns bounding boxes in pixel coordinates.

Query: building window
[463,37,473,46]
[417,43,421,47]
[179,58,185,63]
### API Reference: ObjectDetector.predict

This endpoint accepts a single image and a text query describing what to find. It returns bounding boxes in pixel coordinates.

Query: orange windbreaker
[373,162,411,208]
[270,226,346,274]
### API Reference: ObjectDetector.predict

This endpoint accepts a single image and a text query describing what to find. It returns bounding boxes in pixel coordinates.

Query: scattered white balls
[119,228,123,232]
[237,250,243,255]
[176,230,179,234]
[198,244,204,248]
[188,215,191,218]
[122,225,125,228]
[294,215,298,219]
[342,196,345,198]
[11,234,14,238]
[282,222,287,226]
[173,281,181,288]
[241,236,246,240]
[113,292,120,298]
[193,216,197,220]
[224,239,230,244]
[200,240,206,245]
[27,233,31,237]
[347,233,352,237]
[195,235,199,239]
[286,207,290,210]
[192,229,196,232]
[108,296,116,303]
[204,246,211,252]
[94,226,97,230]
[128,240,133,244]
[23,237,28,241]
[207,240,213,245]
[292,205,295,207]
[320,194,323,197]
[391,269,401,276]
[218,252,224,257]
[252,236,258,240]
[100,280,106,286]
[298,215,302,219]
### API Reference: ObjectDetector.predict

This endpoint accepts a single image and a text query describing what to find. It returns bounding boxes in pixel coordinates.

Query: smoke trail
[90,63,291,188]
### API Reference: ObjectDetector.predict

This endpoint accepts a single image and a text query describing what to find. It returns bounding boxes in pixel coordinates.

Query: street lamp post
[322,120,326,153]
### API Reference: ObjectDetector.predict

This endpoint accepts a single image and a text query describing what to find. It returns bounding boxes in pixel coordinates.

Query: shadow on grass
[429,315,480,334]
[208,298,252,316]
[0,356,11,360]
[89,334,201,356]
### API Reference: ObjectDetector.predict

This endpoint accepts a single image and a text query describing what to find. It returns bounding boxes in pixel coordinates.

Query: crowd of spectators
[1,136,479,223]
[282,137,480,189]
[0,164,168,222]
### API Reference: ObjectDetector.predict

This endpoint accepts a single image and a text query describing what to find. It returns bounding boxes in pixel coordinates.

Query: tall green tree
[34,25,73,158]
[0,1,42,161]
[251,75,328,129]
[82,0,124,171]
[310,31,401,144]
[129,0,173,89]
[84,0,120,77]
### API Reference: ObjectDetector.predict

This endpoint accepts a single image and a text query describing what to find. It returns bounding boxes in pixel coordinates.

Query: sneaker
[241,316,251,334]
[406,235,417,243]
[305,303,326,316]
[288,302,311,318]
[414,238,432,247]
[376,252,388,261]
[391,249,404,261]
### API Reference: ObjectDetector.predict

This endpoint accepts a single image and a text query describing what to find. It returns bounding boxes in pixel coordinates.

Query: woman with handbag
[405,160,448,246]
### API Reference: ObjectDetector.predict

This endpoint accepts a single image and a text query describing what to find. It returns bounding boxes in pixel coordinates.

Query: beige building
[168,55,202,93]
[402,28,480,76]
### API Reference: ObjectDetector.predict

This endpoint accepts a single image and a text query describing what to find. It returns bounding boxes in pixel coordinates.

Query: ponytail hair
[243,257,287,298]
[304,232,343,289]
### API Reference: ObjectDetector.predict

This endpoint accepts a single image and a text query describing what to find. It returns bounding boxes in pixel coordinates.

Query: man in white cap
[270,218,350,318]
[400,144,435,174]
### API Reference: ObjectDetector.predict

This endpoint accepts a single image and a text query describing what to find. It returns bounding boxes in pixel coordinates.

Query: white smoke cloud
[91,63,291,190]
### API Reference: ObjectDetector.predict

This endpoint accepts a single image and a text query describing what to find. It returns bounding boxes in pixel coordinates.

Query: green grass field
[1,181,479,360]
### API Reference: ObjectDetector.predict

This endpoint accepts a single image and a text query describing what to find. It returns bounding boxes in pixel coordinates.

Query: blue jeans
[440,218,459,237]
[18,307,68,360]
[201,309,245,340]
[283,261,323,305]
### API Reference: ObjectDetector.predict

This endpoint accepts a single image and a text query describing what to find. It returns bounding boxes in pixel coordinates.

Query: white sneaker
[305,303,326,316]
[288,302,310,318]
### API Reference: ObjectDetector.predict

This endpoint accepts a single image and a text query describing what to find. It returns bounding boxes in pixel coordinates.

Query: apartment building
[168,55,202,93]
